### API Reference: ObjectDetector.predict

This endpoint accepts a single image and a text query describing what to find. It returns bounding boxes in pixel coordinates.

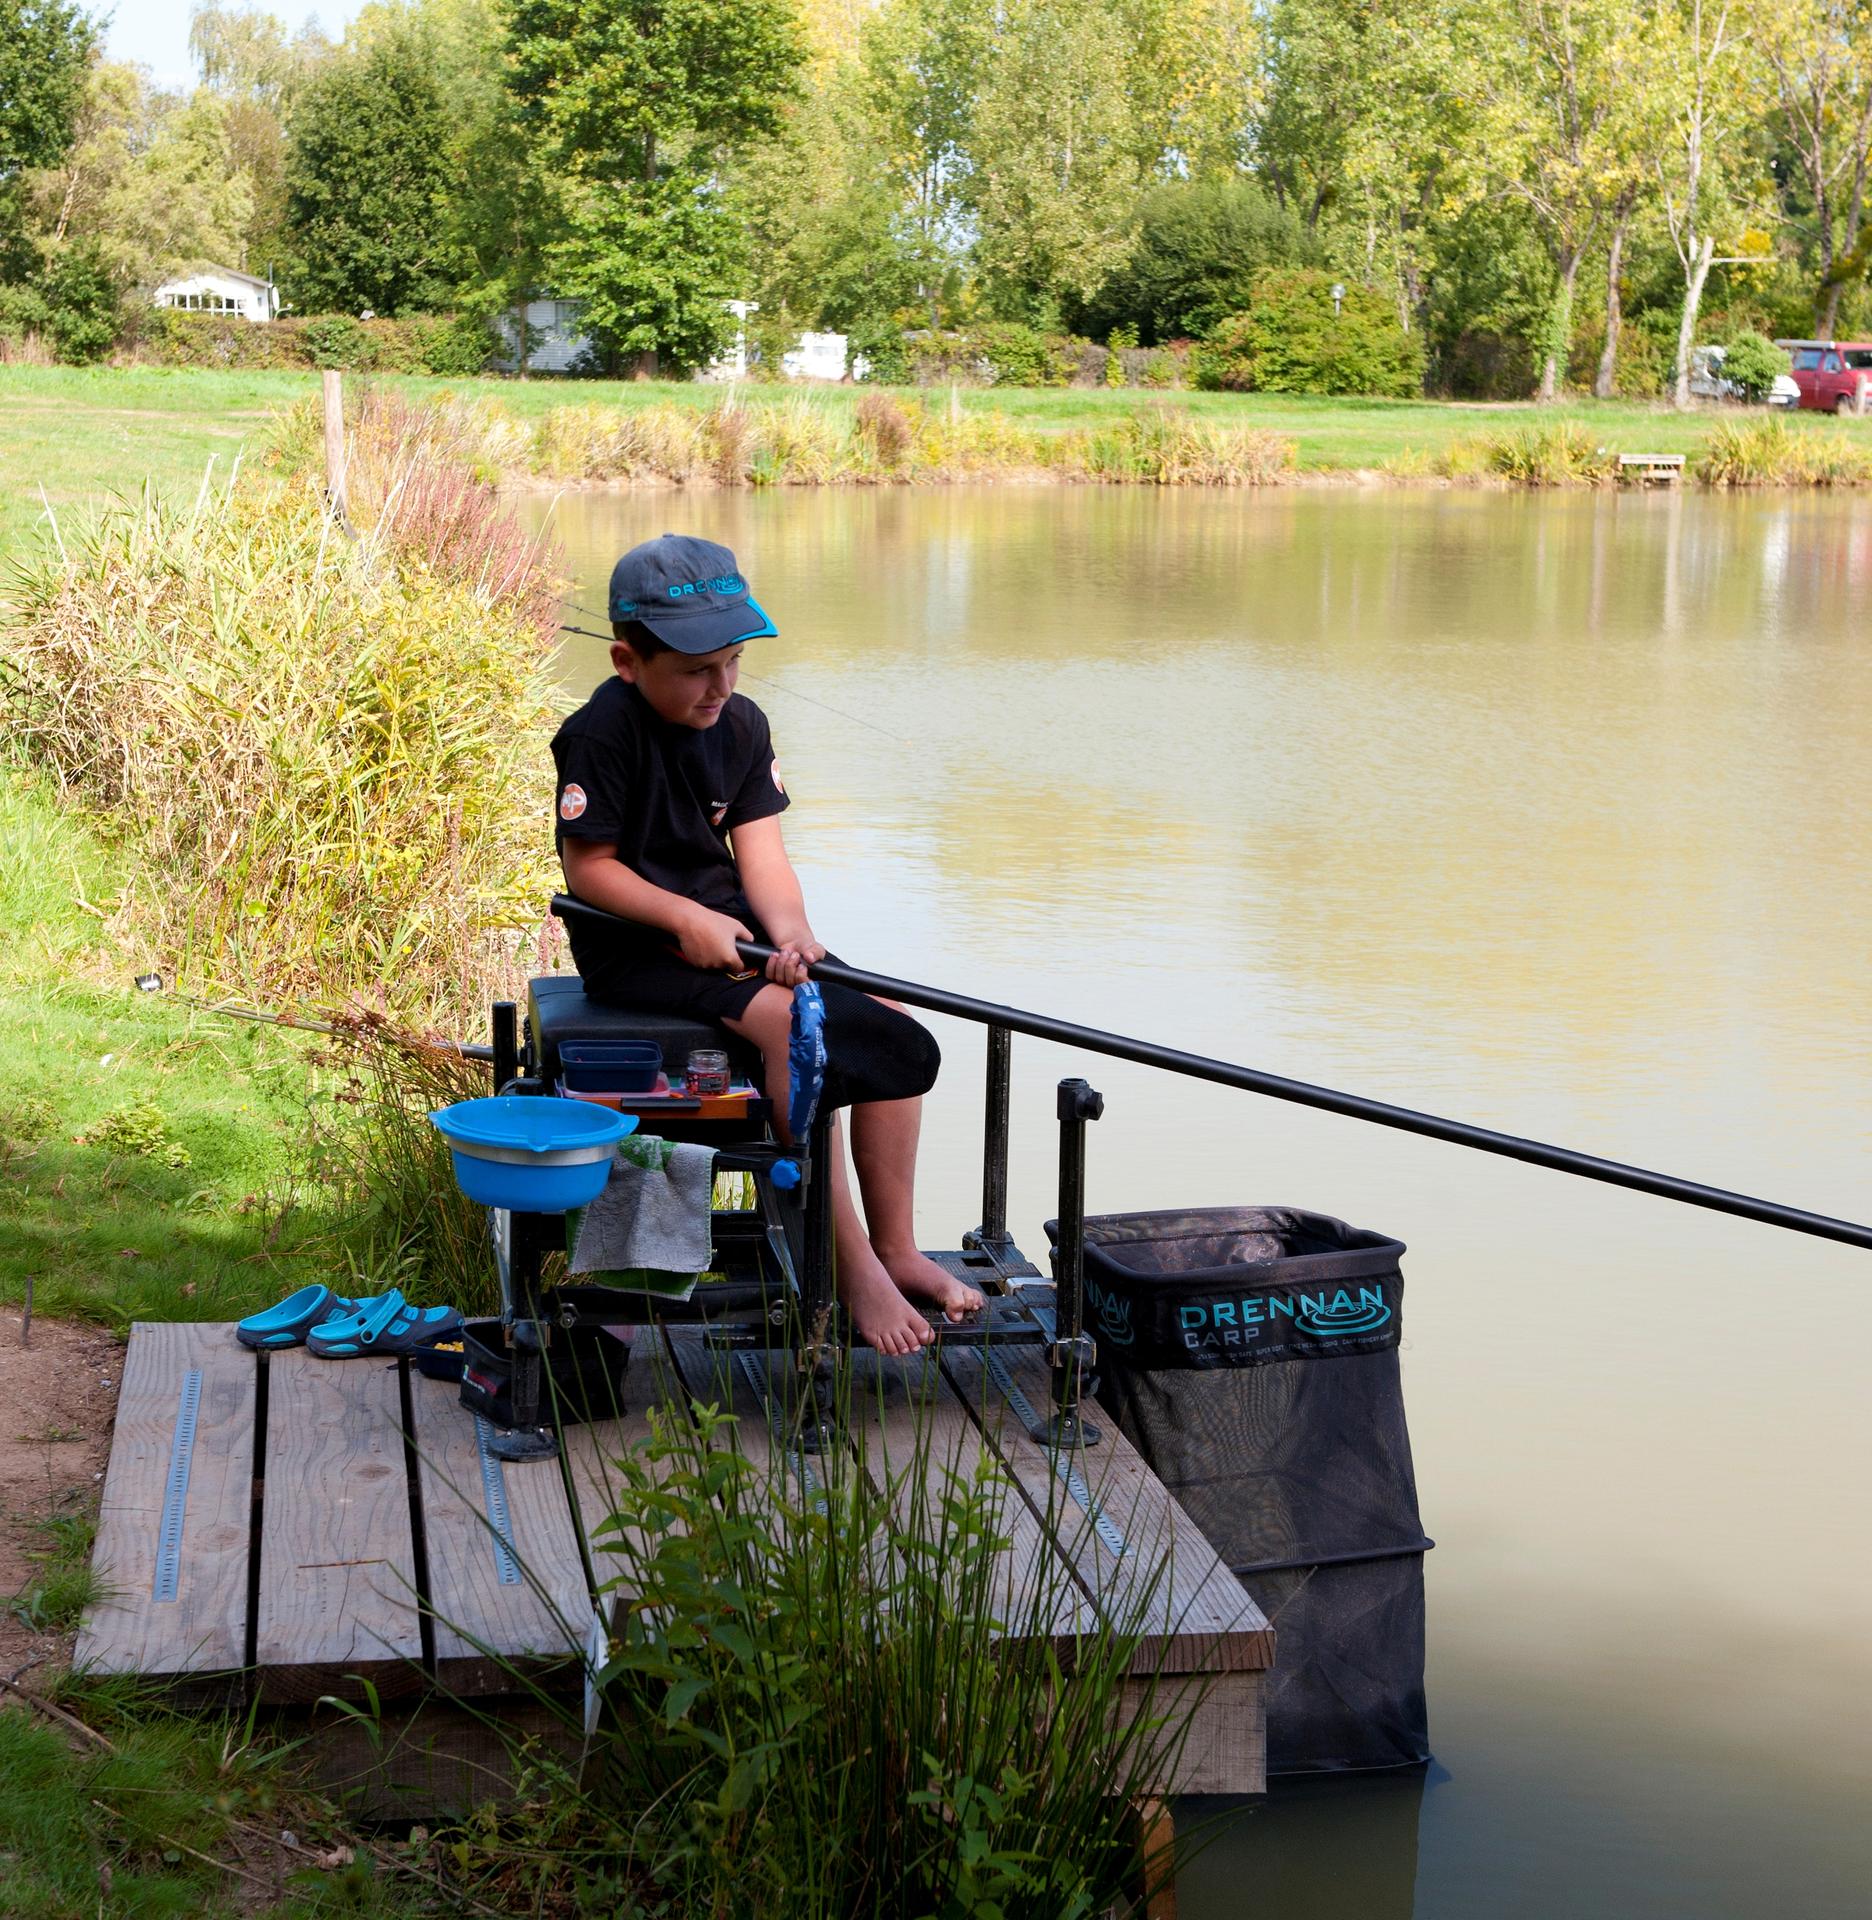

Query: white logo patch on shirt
[771,759,785,793]
[559,783,588,821]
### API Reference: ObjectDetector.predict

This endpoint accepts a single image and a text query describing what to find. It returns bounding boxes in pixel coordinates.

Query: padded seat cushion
[528,975,761,1084]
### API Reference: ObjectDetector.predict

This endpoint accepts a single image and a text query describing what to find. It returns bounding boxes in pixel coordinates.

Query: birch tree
[1471,0,1639,398]
[1760,0,1872,337]
[1648,0,1763,407]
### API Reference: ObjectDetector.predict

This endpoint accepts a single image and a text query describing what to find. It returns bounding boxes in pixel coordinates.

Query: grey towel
[569,1137,716,1275]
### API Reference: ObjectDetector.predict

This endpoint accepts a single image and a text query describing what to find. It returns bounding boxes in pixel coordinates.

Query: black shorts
[583,944,940,1109]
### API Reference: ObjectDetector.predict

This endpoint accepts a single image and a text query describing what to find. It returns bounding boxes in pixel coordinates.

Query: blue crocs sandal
[307,1289,465,1359]
[237,1283,357,1351]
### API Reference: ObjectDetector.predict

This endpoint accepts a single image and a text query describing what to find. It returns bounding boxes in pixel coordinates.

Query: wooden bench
[1618,452,1686,484]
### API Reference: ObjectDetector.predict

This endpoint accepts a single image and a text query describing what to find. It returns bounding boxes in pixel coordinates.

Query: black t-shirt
[550,678,790,980]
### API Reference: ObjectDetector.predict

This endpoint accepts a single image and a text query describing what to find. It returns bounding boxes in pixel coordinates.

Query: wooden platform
[76,1306,1272,1814]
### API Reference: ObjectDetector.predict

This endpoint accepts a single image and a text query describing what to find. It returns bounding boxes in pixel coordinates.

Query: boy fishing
[551,533,982,1356]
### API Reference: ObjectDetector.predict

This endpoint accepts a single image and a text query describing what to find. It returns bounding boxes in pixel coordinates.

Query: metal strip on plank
[736,1352,824,1508]
[473,1416,523,1587]
[982,1350,1129,1561]
[151,1368,204,1604]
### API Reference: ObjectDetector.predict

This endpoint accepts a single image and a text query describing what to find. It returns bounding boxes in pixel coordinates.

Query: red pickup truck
[1776,340,1872,414]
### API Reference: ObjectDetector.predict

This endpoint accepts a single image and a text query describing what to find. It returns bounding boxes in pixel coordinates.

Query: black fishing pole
[550,891,1872,1255]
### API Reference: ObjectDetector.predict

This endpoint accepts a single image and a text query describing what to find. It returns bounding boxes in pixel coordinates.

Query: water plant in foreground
[441,1357,1205,1918]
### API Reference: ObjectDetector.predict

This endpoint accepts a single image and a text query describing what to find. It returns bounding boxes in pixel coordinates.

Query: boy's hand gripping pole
[1039,1076,1103,1448]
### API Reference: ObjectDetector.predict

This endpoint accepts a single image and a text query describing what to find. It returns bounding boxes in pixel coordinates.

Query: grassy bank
[10,365,1872,549]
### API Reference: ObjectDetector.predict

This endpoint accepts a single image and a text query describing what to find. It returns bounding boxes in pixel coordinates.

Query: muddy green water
[525,486,1871,1918]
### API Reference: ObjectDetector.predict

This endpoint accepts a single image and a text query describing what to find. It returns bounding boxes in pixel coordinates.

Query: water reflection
[525,486,1872,1918]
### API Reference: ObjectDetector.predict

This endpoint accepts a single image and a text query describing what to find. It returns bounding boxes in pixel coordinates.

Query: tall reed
[487,1354,1201,1917]
[1434,421,1618,485]
[0,454,561,1024]
[307,1012,504,1312]
[268,389,1300,489]
[1696,414,1872,486]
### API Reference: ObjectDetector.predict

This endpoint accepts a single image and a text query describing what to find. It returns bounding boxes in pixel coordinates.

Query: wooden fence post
[321,368,348,520]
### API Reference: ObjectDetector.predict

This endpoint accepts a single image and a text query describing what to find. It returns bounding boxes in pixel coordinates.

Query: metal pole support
[965,1022,1013,1255]
[1038,1076,1103,1447]
[795,1106,841,1452]
[489,1210,560,1462]
[491,999,518,1094]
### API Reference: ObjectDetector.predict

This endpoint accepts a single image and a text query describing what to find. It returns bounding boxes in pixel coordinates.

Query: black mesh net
[1060,1205,1433,1775]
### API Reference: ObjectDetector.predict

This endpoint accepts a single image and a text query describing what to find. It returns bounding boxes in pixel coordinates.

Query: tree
[1469,0,1647,400]
[856,0,992,323]
[354,0,558,347]
[1076,178,1321,342]
[283,30,466,314]
[503,0,804,372]
[189,2,334,276]
[733,48,929,339]
[30,67,253,295]
[188,1,329,106]
[968,0,1147,320]
[1646,0,1766,408]
[1257,0,1473,347]
[0,0,97,279]
[1760,0,1872,337]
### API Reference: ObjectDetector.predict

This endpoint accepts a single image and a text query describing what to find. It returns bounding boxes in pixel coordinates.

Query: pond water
[524,484,1872,1918]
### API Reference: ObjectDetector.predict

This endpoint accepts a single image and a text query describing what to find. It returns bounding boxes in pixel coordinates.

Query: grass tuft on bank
[2,436,560,1028]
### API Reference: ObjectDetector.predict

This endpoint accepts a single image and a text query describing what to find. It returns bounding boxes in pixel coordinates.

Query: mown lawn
[15,360,1869,549]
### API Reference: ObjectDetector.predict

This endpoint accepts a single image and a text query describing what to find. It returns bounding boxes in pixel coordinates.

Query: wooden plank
[660,1326,790,1482]
[941,1346,1273,1675]
[842,1348,1097,1645]
[76,1322,255,1696]
[1122,1667,1265,1795]
[407,1370,591,1694]
[255,1350,422,1703]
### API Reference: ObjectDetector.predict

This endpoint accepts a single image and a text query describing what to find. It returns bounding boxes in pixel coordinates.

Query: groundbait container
[1052,1205,1433,1775]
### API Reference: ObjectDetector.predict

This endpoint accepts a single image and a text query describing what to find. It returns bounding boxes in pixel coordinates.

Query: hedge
[117,308,497,375]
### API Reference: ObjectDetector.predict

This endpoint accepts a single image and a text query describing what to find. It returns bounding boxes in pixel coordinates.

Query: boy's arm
[560,839,753,972]
[731,815,823,985]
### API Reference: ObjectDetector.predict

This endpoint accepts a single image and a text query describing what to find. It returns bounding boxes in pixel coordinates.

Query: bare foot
[878,1248,984,1324]
[838,1252,935,1357]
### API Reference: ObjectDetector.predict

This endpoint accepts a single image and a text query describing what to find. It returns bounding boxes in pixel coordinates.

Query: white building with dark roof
[151,266,279,323]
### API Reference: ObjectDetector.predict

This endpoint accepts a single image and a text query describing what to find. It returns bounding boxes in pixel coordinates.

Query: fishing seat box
[527,976,761,1089]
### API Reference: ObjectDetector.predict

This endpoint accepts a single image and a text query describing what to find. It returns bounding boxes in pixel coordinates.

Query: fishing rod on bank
[549,891,1872,1256]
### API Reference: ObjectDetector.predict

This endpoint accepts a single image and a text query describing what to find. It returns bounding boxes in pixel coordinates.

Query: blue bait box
[429,1095,638,1212]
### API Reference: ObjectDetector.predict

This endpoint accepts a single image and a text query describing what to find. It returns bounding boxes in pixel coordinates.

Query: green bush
[969,321,1082,387]
[882,323,1097,388]
[300,312,374,370]
[550,1373,1196,1915]
[1078,178,1322,344]
[0,282,51,349]
[1197,269,1426,397]
[845,313,910,384]
[1722,330,1790,402]
[40,246,119,365]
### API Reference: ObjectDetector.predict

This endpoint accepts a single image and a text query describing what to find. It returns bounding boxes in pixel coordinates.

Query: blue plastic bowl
[429,1095,639,1213]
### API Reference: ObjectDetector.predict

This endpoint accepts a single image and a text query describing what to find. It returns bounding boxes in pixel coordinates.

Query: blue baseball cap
[608,533,777,655]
